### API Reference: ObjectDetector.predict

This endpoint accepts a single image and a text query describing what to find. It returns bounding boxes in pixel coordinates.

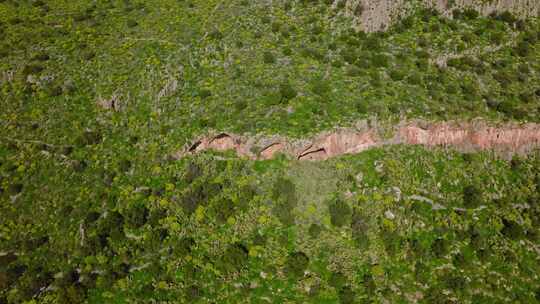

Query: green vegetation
[0,0,539,303]
[2,143,540,302]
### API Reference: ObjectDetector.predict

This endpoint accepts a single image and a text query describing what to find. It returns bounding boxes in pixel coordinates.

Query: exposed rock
[260,143,284,159]
[178,120,540,161]
[208,133,236,151]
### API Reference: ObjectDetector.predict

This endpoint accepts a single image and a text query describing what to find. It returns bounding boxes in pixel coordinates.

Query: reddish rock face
[180,121,540,161]
[400,123,540,154]
[208,134,236,151]
[260,143,284,160]
[298,131,378,161]
[470,126,540,153]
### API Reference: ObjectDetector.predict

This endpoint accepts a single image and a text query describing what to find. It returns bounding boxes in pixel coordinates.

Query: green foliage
[263,51,276,64]
[284,251,309,278]
[0,1,539,302]
[328,196,351,227]
[219,243,249,273]
[278,81,298,103]
[463,185,482,208]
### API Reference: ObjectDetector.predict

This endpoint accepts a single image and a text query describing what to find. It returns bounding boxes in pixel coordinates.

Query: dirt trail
[176,121,540,161]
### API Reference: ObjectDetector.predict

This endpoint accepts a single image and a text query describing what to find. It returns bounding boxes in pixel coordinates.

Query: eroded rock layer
[177,121,540,161]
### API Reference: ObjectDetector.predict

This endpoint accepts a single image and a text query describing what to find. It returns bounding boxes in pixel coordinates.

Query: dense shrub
[389,69,406,81]
[338,286,355,304]
[463,185,481,208]
[220,243,248,272]
[75,130,102,147]
[328,197,351,227]
[182,185,210,215]
[278,81,297,102]
[329,272,347,289]
[184,162,202,184]
[340,48,357,64]
[431,237,449,258]
[124,203,149,228]
[271,22,281,33]
[345,65,362,77]
[176,237,196,256]
[371,53,390,68]
[126,19,138,28]
[501,219,524,239]
[300,46,324,61]
[493,11,517,24]
[492,71,516,88]
[272,178,297,224]
[263,51,276,64]
[284,251,309,278]
[310,77,331,97]
[514,41,530,57]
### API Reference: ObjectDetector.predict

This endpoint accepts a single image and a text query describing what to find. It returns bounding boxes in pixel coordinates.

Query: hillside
[1,1,540,303]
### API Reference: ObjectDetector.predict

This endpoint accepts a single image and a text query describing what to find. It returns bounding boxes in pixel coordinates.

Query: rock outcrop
[175,121,540,161]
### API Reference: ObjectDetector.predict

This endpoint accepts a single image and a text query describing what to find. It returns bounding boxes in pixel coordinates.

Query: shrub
[271,22,281,33]
[280,27,290,38]
[310,77,331,96]
[338,286,355,304]
[261,16,270,24]
[22,64,44,77]
[351,210,369,247]
[284,251,309,278]
[345,65,362,77]
[492,71,515,88]
[463,185,481,208]
[329,272,347,289]
[282,46,292,56]
[124,203,149,229]
[272,178,297,224]
[362,273,376,293]
[494,11,517,24]
[496,100,518,117]
[220,243,248,272]
[311,25,323,35]
[328,197,351,227]
[263,51,276,64]
[32,52,50,61]
[208,29,223,40]
[126,19,138,28]
[355,101,368,114]
[182,184,209,215]
[84,211,100,225]
[46,84,63,97]
[198,88,212,99]
[308,223,322,239]
[8,183,23,195]
[431,237,449,258]
[213,199,235,223]
[75,130,102,147]
[185,285,201,302]
[340,48,357,64]
[514,41,530,57]
[300,47,324,61]
[96,210,124,240]
[406,72,422,85]
[519,92,534,103]
[331,59,343,68]
[371,53,389,68]
[462,8,479,20]
[389,69,406,81]
[279,82,297,102]
[184,162,202,184]
[501,219,524,239]
[177,237,196,256]
[381,229,401,256]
